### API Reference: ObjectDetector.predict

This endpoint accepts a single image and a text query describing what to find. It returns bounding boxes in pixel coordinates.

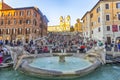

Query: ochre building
[74,18,82,33]
[81,0,120,43]
[0,1,48,43]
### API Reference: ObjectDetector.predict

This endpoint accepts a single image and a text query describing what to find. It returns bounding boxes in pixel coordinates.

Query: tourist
[0,45,4,64]
[79,44,86,53]
[97,40,103,47]
[0,51,3,64]
[43,46,48,53]
[118,41,120,52]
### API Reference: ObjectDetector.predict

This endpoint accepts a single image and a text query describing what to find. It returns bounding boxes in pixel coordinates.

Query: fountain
[8,46,105,79]
[52,53,73,62]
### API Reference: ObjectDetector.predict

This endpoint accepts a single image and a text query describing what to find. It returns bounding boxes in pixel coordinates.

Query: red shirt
[80,45,85,49]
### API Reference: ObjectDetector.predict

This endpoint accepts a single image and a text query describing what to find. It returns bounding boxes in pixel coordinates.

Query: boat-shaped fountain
[9,46,105,79]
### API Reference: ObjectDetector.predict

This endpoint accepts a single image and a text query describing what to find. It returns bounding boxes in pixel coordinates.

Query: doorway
[107,37,111,44]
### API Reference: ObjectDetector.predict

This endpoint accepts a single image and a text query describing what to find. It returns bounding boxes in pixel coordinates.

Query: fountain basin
[19,54,101,79]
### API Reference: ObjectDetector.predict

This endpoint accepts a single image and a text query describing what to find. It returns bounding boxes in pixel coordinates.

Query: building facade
[81,0,120,44]
[0,1,48,43]
[74,18,83,33]
[48,15,71,32]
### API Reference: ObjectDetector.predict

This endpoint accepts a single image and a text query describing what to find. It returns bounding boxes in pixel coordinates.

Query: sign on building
[112,25,118,32]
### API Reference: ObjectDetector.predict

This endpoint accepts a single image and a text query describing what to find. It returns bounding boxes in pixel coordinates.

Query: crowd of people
[23,33,120,54]
[46,33,96,53]
[20,33,97,54]
[22,33,99,54]
[0,32,120,64]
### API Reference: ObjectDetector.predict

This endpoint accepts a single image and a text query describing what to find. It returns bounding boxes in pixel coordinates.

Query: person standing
[0,52,3,64]
[118,41,120,52]
[0,46,3,64]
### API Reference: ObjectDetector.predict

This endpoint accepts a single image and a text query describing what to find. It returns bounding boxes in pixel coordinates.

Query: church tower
[59,16,64,31]
[59,15,71,32]
[65,15,71,31]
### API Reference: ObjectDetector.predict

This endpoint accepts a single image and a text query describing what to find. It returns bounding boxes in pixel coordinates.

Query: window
[116,3,120,8]
[91,22,93,26]
[18,28,22,34]
[1,13,4,17]
[1,20,3,25]
[91,30,93,34]
[14,19,17,24]
[27,10,31,16]
[0,29,3,34]
[106,15,110,21]
[90,13,93,18]
[83,20,84,23]
[14,12,17,16]
[98,27,101,32]
[33,19,37,26]
[118,13,120,20]
[8,20,10,25]
[6,29,9,34]
[8,12,11,16]
[33,12,37,17]
[0,29,2,34]
[26,20,31,24]
[20,11,24,16]
[107,26,110,31]
[19,20,22,24]
[12,28,16,34]
[96,7,100,13]
[34,29,36,33]
[98,17,100,23]
[26,28,30,34]
[105,4,109,9]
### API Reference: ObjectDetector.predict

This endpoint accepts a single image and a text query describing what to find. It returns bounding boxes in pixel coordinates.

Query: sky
[4,0,99,26]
